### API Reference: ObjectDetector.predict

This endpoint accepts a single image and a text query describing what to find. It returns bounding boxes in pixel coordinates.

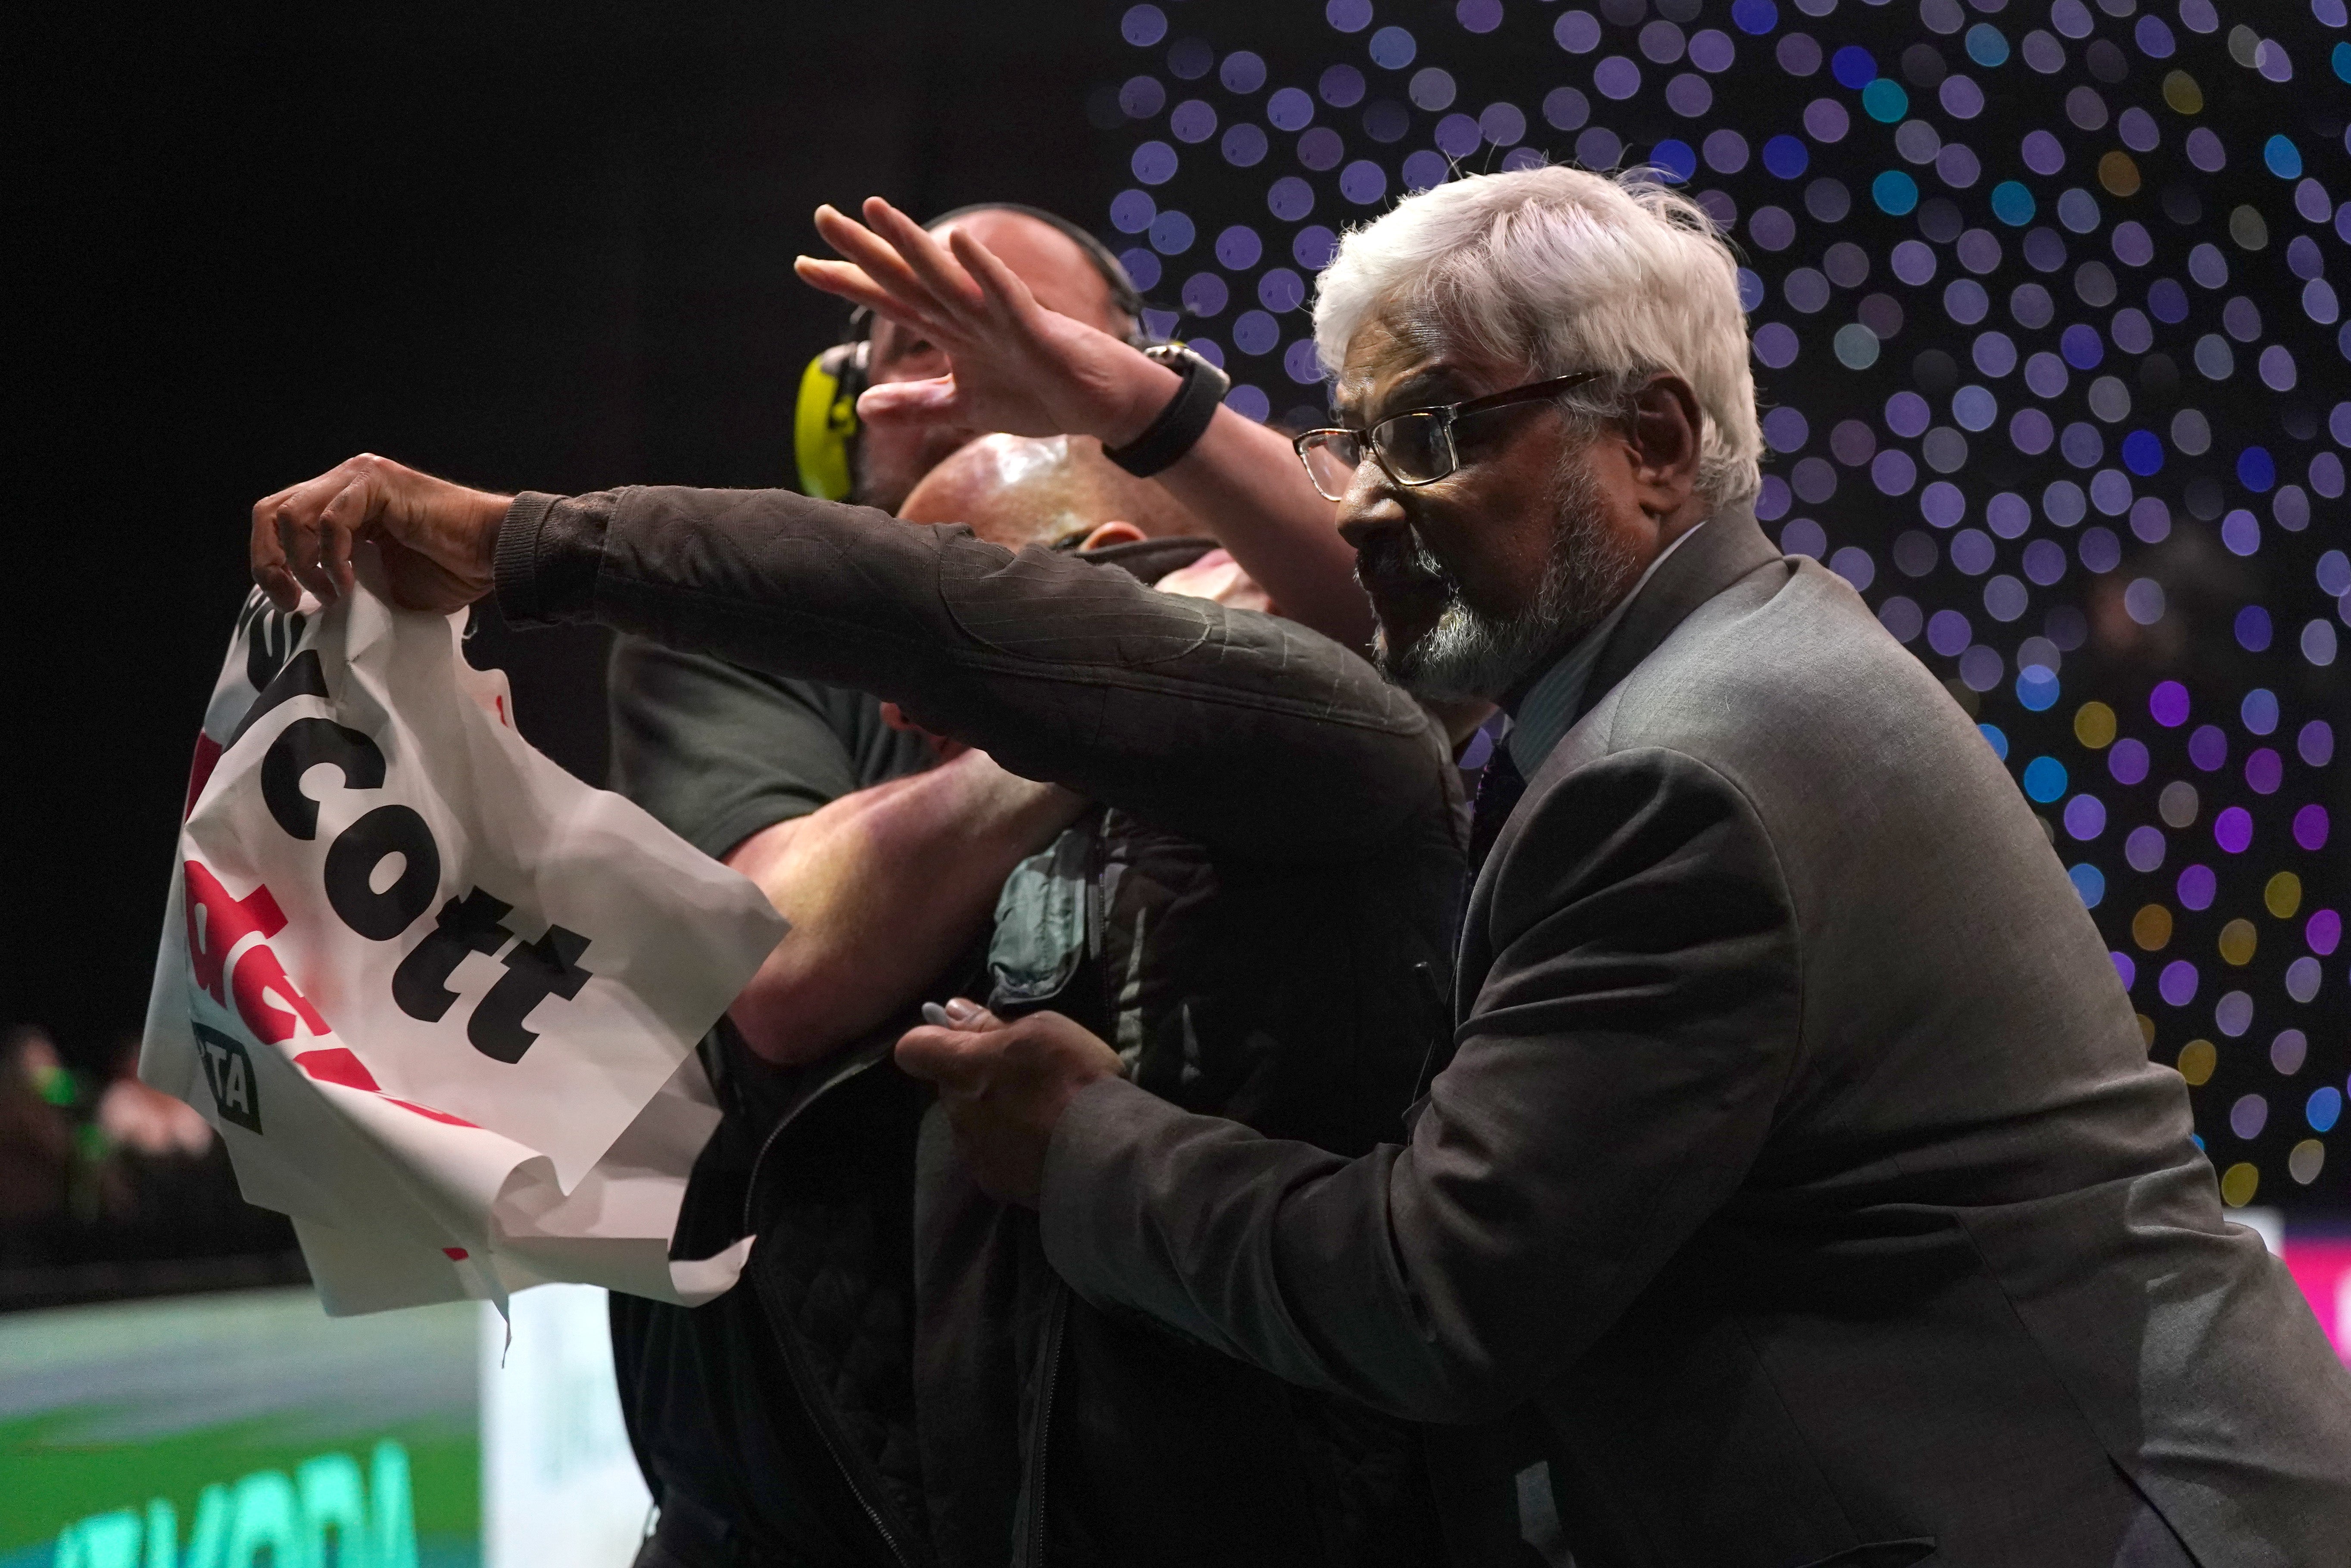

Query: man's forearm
[724,750,1084,1065]
[1155,410,1375,652]
[494,485,1447,862]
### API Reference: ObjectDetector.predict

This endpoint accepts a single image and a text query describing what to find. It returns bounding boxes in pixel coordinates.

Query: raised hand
[895,999,1125,1206]
[251,454,511,614]
[795,198,1182,450]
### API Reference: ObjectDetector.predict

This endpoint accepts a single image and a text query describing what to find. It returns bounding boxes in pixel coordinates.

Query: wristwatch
[1104,343,1232,478]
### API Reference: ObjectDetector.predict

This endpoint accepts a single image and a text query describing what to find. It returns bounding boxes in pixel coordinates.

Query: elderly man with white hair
[253,167,2350,1567]
[862,168,2351,1565]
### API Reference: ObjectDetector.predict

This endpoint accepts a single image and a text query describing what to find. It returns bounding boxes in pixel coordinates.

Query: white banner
[140,582,786,1316]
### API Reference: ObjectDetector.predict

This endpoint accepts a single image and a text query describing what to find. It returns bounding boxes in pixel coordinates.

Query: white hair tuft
[1312,165,1764,507]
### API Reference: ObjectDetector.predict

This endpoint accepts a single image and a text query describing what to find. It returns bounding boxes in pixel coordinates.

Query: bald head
[931,209,1126,331]
[899,434,1203,551]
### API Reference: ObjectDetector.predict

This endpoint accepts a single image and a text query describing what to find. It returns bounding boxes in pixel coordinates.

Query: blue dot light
[1990,181,2036,226]
[1830,46,1877,90]
[2023,756,2069,803]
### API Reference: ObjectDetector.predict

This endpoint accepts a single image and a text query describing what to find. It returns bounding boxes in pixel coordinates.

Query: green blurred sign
[1,1288,479,1568]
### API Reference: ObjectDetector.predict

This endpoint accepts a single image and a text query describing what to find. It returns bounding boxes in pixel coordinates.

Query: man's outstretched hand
[795,197,1181,451]
[252,454,511,614]
[895,1000,1125,1206]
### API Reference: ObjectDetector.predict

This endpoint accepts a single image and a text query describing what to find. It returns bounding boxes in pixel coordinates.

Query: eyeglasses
[1291,372,1605,502]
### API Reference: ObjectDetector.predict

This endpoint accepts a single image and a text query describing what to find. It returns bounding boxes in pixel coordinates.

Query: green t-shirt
[606,635,936,861]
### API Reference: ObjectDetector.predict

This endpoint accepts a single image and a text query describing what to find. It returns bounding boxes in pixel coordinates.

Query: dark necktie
[1467,740,1528,872]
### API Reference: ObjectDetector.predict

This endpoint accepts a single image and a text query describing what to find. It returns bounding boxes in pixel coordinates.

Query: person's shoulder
[609,633,873,725]
[1571,557,2034,881]
[1602,556,1961,763]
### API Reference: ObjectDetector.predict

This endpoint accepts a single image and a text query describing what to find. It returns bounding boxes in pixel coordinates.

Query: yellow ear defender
[793,337,867,503]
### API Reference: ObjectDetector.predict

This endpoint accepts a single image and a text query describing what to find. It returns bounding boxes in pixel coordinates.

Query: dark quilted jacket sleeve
[493,485,1450,864]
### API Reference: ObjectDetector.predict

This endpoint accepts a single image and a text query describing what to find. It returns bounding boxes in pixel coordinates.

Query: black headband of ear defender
[794,203,1154,501]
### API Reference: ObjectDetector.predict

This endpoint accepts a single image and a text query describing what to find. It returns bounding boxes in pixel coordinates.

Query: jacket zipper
[1012,818,1099,1568]
[751,1254,920,1568]
[1019,1284,1071,1568]
[739,1041,922,1568]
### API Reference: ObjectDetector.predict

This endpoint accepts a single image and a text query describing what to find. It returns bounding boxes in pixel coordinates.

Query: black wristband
[1104,345,1231,478]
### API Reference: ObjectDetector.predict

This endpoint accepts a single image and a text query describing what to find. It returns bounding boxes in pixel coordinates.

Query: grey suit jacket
[1041,508,2351,1567]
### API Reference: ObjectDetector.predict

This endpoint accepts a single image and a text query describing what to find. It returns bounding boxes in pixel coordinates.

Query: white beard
[1370,453,1640,703]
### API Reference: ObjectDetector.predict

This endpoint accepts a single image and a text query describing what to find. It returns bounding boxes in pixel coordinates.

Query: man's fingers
[947,228,1042,322]
[862,197,988,316]
[253,464,354,606]
[854,376,964,425]
[793,257,956,345]
[811,204,939,313]
[793,255,898,315]
[939,998,1001,1030]
[294,474,373,604]
[895,1024,987,1087]
[250,497,301,612]
[318,489,358,599]
[251,476,335,611]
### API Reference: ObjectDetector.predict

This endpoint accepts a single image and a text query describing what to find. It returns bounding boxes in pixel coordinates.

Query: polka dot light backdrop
[1092,0,2349,1207]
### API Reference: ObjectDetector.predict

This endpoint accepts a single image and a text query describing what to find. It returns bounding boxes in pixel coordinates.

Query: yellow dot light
[2136,1013,2157,1048]
[2073,700,2117,749]
[2220,1162,2259,1208]
[2163,70,2203,114]
[2218,919,2257,966]
[2177,1039,2216,1086]
[2265,872,2303,920]
[2098,152,2141,199]
[2133,904,2173,951]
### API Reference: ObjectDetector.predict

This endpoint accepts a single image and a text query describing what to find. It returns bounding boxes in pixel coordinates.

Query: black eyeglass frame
[1291,371,1608,501]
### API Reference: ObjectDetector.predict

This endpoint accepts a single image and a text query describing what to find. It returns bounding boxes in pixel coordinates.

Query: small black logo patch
[193,1022,263,1133]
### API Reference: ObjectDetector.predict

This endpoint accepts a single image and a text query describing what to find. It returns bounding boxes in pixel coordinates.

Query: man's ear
[1624,374,1704,510]
[1076,520,1146,551]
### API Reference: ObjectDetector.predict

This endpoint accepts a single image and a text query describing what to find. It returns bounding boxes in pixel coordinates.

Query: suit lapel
[1571,503,1781,727]
[1451,503,1785,1021]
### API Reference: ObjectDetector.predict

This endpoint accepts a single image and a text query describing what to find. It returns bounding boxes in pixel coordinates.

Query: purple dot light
[2229,1093,2268,1140]
[2245,749,2283,794]
[2300,721,2336,768]
[2213,806,2253,855]
[1338,160,1388,204]
[2309,909,2343,958]
[2064,795,2107,840]
[1886,393,1933,440]
[2111,951,2137,990]
[2108,738,2150,785]
[2177,863,2217,911]
[2158,959,2199,1008]
[2149,681,2190,728]
[2294,804,2331,852]
[2187,725,2229,772]
[1594,56,1643,100]
[1455,0,1503,34]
